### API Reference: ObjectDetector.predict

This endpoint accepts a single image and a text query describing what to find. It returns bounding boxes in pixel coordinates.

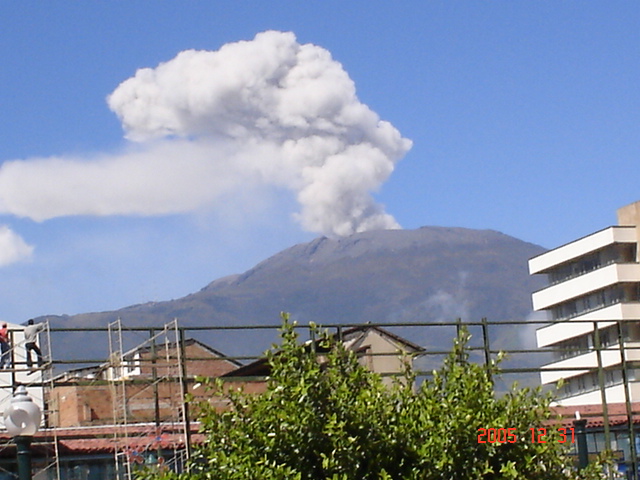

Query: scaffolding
[0,318,192,480]
[108,319,188,480]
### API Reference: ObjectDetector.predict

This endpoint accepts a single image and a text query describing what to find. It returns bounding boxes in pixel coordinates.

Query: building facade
[50,338,241,427]
[530,201,640,406]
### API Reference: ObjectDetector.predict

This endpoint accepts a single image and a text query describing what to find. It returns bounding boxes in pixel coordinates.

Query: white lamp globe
[3,386,41,437]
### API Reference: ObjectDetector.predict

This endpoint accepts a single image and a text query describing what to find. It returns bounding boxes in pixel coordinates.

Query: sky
[0,2,638,322]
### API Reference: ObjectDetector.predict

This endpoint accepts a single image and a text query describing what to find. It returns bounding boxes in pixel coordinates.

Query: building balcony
[540,341,640,384]
[540,349,620,384]
[552,383,640,406]
[529,226,635,275]
[536,303,640,347]
[532,263,640,311]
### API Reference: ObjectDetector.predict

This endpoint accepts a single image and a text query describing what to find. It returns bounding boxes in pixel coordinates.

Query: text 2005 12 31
[477,428,576,444]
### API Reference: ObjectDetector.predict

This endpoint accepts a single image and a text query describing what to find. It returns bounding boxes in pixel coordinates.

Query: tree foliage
[145,314,608,480]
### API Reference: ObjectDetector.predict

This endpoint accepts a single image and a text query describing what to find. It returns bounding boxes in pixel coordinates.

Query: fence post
[593,322,612,453]
[618,321,637,479]
[150,328,160,428]
[481,317,492,383]
[455,318,464,364]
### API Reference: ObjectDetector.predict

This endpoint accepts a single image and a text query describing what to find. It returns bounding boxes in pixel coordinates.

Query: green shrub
[142,314,609,480]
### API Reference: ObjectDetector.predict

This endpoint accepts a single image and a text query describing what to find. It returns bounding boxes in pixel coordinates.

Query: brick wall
[51,342,241,427]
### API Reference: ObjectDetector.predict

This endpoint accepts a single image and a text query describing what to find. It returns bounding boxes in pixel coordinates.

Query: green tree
[145,314,608,480]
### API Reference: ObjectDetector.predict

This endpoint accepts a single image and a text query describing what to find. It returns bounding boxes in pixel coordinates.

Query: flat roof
[529,226,636,275]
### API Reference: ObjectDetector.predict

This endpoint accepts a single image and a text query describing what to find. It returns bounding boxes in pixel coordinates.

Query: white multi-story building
[530,201,640,406]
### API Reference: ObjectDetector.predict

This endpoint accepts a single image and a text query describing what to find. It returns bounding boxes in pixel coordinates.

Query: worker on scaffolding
[24,319,44,369]
[0,323,10,369]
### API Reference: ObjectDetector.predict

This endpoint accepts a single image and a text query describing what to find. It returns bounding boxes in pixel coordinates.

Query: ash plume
[0,31,411,238]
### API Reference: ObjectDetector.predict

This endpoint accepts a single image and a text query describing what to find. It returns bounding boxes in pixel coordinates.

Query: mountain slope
[44,226,546,360]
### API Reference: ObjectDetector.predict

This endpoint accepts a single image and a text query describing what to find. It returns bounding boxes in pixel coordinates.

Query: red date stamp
[477,427,575,444]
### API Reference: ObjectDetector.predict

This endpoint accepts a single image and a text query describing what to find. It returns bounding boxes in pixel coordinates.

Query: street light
[3,386,41,480]
[573,411,589,470]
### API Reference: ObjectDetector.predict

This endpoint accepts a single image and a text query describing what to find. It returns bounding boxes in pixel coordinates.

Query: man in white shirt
[24,319,44,368]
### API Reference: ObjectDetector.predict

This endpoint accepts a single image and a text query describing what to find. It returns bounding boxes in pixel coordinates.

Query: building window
[551,286,626,322]
[556,366,632,400]
[547,244,635,286]
[554,334,591,361]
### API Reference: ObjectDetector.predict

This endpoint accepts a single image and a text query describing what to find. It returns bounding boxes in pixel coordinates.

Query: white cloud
[0,141,259,221]
[0,31,411,237]
[0,226,33,266]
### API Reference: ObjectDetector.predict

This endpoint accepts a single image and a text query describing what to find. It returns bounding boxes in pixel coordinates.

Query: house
[552,403,640,475]
[220,324,424,391]
[49,338,241,428]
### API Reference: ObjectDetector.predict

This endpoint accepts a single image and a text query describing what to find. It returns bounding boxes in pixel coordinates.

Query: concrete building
[530,200,640,406]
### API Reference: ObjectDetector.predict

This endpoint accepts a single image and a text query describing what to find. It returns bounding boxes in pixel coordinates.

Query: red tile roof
[0,424,204,455]
[552,403,640,429]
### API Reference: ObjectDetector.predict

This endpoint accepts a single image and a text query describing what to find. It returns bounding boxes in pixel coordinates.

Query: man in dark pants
[24,319,44,368]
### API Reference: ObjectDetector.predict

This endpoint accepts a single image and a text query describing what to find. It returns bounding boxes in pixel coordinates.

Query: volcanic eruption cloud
[0,31,412,243]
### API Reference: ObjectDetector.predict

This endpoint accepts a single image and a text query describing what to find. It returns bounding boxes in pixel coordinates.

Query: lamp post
[3,386,41,480]
[573,411,589,470]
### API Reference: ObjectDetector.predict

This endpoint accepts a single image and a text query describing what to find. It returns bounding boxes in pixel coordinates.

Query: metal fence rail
[2,318,638,479]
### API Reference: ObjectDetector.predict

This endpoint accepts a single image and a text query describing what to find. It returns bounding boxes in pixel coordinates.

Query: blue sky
[0,2,638,321]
